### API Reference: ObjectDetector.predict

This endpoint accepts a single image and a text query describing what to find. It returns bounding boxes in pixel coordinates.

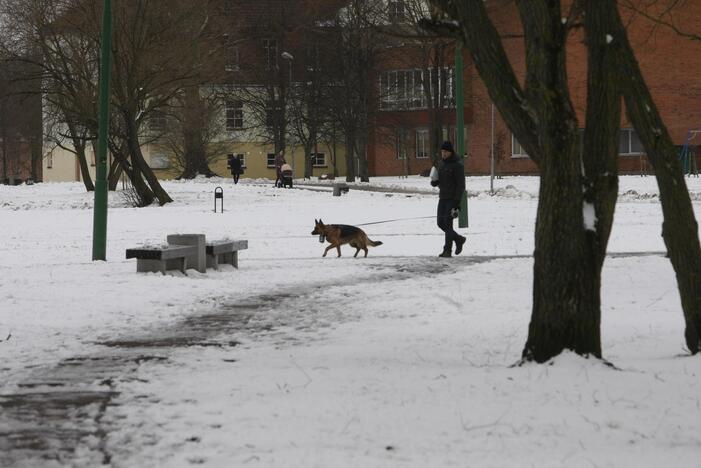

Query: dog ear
[319,219,323,225]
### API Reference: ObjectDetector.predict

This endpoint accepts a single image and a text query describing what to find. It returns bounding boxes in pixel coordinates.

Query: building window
[223,35,240,71]
[396,129,407,160]
[380,68,453,111]
[263,38,278,70]
[46,151,53,169]
[619,128,644,155]
[267,153,276,167]
[226,101,243,131]
[149,154,171,169]
[149,111,166,134]
[388,1,407,23]
[311,152,326,167]
[512,134,528,158]
[416,129,429,159]
[223,0,234,15]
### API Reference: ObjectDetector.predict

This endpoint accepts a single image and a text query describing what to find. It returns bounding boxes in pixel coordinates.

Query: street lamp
[281,51,294,177]
[92,0,112,260]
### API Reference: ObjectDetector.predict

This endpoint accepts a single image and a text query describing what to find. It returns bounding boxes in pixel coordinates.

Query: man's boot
[455,236,466,255]
[438,248,452,258]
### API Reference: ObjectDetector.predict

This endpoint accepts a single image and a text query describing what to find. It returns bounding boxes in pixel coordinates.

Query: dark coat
[230,157,242,174]
[431,154,465,205]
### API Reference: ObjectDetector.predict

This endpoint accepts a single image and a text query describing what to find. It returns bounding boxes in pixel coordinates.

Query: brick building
[368,1,701,177]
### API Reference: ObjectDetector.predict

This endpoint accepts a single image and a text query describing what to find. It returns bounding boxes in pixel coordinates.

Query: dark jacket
[230,157,242,174]
[431,154,465,205]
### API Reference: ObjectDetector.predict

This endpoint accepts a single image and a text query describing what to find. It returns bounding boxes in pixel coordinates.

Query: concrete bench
[125,245,198,274]
[206,239,248,270]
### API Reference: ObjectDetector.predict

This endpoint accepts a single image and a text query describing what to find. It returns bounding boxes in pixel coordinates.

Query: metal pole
[92,0,112,261]
[490,103,495,194]
[455,44,468,228]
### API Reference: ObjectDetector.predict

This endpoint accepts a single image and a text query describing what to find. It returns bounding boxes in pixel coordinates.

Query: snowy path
[1,176,701,467]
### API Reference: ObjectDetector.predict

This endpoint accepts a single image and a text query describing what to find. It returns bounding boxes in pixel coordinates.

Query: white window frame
[511,134,529,159]
[416,129,429,159]
[388,1,407,23]
[149,111,166,134]
[379,68,453,111]
[226,101,243,131]
[224,35,240,72]
[619,128,644,155]
[266,153,276,168]
[396,130,407,160]
[311,152,327,167]
[263,38,278,70]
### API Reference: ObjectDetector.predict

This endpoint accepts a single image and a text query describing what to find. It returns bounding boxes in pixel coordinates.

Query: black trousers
[233,173,240,184]
[437,198,460,251]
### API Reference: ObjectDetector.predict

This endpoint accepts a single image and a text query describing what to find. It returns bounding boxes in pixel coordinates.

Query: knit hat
[441,141,454,152]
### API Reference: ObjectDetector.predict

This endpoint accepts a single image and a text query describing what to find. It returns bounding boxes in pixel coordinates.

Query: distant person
[430,141,466,258]
[229,155,243,184]
[274,150,286,188]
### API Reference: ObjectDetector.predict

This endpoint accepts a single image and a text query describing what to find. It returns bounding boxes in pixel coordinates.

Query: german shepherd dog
[311,219,383,258]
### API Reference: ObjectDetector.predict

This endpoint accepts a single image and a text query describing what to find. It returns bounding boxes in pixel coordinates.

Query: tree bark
[609,1,701,353]
[429,0,608,362]
[345,135,356,182]
[108,157,122,191]
[124,115,172,205]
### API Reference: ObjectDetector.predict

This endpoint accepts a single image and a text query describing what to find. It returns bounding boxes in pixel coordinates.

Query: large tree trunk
[180,87,215,179]
[357,132,369,182]
[66,121,94,191]
[108,138,154,204]
[345,135,356,182]
[124,116,172,205]
[610,2,701,353]
[429,0,607,362]
[75,147,95,192]
[108,157,122,191]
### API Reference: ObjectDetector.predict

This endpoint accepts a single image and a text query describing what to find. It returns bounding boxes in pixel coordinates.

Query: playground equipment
[679,130,700,177]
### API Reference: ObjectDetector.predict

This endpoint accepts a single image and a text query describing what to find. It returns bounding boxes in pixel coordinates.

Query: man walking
[430,141,466,258]
[229,155,242,184]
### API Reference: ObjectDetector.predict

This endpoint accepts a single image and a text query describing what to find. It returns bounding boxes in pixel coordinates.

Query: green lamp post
[455,43,468,228]
[92,0,112,261]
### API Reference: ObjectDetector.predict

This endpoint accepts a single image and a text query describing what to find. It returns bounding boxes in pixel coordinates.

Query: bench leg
[180,257,187,274]
[136,259,167,274]
[233,251,238,269]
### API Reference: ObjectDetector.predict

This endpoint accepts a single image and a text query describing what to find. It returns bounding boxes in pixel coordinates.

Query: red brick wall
[369,2,701,177]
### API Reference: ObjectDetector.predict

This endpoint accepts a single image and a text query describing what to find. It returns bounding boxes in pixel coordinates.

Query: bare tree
[611,0,701,353]
[325,0,385,182]
[424,0,701,361]
[158,87,231,179]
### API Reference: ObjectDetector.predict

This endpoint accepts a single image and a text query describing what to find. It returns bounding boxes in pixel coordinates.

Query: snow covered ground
[1,175,700,467]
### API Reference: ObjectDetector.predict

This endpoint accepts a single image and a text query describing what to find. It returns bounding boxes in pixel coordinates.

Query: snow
[1,175,701,467]
[583,201,597,230]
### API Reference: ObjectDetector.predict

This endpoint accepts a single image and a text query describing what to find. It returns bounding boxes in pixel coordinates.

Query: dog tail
[368,239,383,247]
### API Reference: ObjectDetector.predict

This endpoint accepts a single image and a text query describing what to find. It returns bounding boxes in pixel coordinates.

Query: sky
[1,174,700,467]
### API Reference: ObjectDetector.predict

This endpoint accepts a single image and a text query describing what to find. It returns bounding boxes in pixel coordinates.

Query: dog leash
[356,215,450,226]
